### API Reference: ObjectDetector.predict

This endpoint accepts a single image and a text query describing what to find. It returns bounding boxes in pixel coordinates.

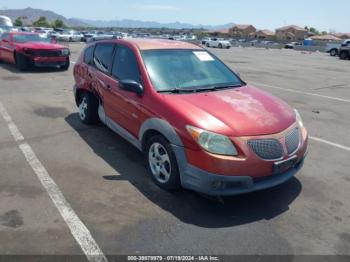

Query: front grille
[285,128,300,155]
[34,50,62,57]
[248,139,283,160]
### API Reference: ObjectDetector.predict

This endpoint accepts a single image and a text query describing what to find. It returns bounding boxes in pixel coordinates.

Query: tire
[60,60,70,71]
[206,43,210,47]
[219,43,223,49]
[15,53,29,71]
[339,51,349,60]
[78,92,100,125]
[330,49,338,56]
[69,37,73,42]
[146,135,181,191]
[226,46,231,49]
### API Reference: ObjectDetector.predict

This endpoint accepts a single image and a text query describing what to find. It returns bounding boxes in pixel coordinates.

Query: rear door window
[93,43,115,74]
[111,45,141,82]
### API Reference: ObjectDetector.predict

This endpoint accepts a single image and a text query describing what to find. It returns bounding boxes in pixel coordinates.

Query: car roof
[116,38,202,51]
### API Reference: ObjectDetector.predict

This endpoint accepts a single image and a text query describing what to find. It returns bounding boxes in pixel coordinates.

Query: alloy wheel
[148,142,171,184]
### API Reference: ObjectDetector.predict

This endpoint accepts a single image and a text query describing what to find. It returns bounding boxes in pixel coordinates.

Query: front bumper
[173,124,308,196]
[179,154,305,196]
[32,56,69,67]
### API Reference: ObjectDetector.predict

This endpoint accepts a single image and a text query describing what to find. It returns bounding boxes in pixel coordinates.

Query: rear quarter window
[84,46,94,65]
[93,43,115,73]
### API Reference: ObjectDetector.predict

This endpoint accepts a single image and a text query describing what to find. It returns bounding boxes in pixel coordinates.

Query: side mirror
[120,80,144,96]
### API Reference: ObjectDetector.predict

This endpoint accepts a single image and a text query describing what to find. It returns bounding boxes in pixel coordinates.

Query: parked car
[339,39,350,60]
[206,38,232,49]
[86,31,118,42]
[73,39,308,196]
[325,40,350,57]
[81,32,94,42]
[58,30,83,42]
[0,32,70,71]
[0,15,13,35]
[325,43,341,56]
[201,37,212,45]
[284,42,302,49]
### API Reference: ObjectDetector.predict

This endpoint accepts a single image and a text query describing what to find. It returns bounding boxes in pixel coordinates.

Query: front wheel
[15,53,29,71]
[330,49,338,56]
[219,43,223,48]
[339,51,349,60]
[60,60,70,71]
[146,135,180,191]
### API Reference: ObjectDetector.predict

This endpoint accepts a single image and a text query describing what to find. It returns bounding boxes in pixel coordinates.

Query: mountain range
[0,7,234,30]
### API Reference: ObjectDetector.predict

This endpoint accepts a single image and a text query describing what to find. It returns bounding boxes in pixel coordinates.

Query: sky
[0,0,349,32]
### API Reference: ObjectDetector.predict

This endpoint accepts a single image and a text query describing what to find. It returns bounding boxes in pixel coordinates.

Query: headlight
[294,109,304,127]
[186,125,238,156]
[61,49,70,56]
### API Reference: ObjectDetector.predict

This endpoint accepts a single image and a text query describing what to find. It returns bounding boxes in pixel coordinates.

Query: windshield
[141,49,243,92]
[13,34,51,43]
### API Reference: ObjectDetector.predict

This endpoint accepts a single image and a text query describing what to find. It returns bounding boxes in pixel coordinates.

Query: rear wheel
[330,49,338,56]
[146,135,180,191]
[15,53,29,71]
[78,92,100,125]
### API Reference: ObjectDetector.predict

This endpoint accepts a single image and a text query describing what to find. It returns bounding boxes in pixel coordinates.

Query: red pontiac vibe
[73,39,308,196]
[0,32,70,71]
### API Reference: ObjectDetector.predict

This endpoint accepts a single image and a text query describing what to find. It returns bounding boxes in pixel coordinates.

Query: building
[276,25,307,41]
[255,29,275,39]
[310,35,342,41]
[206,28,229,37]
[229,24,256,38]
[333,33,350,39]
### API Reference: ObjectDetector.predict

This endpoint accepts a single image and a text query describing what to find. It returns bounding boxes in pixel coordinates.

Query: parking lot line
[0,101,108,262]
[251,82,350,103]
[310,136,350,152]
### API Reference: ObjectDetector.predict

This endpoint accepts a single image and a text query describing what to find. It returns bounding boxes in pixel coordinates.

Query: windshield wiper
[157,84,243,94]
[157,88,196,94]
[194,84,242,93]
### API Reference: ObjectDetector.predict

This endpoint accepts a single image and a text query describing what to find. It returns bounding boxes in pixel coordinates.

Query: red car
[0,32,70,71]
[73,39,308,196]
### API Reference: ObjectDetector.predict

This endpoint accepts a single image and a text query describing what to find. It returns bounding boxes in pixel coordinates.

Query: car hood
[15,42,66,50]
[162,85,296,137]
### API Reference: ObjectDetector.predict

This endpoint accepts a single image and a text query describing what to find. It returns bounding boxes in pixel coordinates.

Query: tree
[51,19,66,28]
[309,27,319,35]
[14,17,23,27]
[32,16,50,27]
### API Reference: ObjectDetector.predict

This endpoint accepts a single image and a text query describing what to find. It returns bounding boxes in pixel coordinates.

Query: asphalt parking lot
[0,43,349,258]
